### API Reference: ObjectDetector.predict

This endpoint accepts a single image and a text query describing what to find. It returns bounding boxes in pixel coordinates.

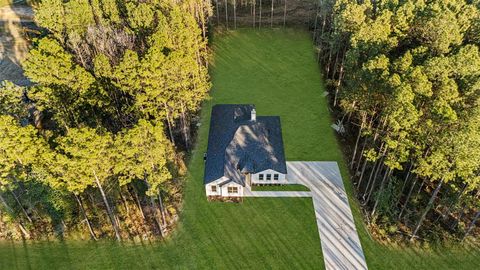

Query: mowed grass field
[0,29,479,269]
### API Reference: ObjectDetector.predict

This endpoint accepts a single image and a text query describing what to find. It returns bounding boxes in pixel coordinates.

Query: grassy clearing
[252,184,310,191]
[0,29,478,269]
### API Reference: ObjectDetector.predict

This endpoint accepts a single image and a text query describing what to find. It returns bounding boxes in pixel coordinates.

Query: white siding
[205,177,228,196]
[221,182,243,197]
[205,177,244,197]
[251,169,287,185]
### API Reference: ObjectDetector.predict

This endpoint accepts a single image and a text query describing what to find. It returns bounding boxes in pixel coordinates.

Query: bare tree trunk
[463,210,480,240]
[143,177,164,236]
[215,0,220,25]
[351,114,365,169]
[397,162,414,205]
[332,49,340,80]
[453,190,480,230]
[320,8,326,37]
[366,163,385,203]
[0,192,30,238]
[451,203,467,230]
[198,0,207,39]
[225,0,229,29]
[434,183,467,224]
[313,3,319,41]
[398,175,419,219]
[366,153,386,203]
[411,178,444,241]
[157,191,168,226]
[416,177,427,196]
[283,0,287,27]
[357,157,368,189]
[165,108,176,146]
[355,136,368,174]
[93,171,121,241]
[17,222,30,239]
[128,185,146,220]
[10,190,33,223]
[333,52,345,107]
[270,0,274,27]
[373,116,383,142]
[150,197,164,236]
[325,44,332,76]
[371,168,391,217]
[363,160,379,200]
[180,102,190,149]
[74,194,97,240]
[233,0,237,29]
[362,142,385,198]
[119,190,130,215]
[253,0,256,28]
[259,0,262,27]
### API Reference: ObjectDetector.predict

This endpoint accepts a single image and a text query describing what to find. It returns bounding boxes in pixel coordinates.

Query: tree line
[314,0,480,242]
[213,0,315,29]
[0,0,211,240]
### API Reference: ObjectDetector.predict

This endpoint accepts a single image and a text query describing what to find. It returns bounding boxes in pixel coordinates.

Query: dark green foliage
[314,0,480,241]
[0,0,210,240]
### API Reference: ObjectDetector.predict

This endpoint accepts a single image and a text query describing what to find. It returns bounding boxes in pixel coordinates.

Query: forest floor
[0,29,479,269]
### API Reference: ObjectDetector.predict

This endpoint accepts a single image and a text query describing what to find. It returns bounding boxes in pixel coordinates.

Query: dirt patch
[0,4,35,86]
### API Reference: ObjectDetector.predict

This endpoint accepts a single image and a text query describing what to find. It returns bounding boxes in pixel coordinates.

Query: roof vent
[251,108,256,121]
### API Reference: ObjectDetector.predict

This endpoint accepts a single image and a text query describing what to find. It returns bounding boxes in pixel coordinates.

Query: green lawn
[251,184,310,191]
[0,29,479,269]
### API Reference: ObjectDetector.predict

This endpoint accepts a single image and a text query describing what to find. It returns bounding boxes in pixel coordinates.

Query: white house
[204,104,287,199]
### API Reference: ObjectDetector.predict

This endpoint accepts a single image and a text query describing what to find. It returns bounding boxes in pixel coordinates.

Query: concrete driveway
[287,161,367,270]
[242,161,367,269]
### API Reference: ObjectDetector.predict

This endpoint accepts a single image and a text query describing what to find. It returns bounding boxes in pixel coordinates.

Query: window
[211,186,217,192]
[228,186,238,193]
[259,174,264,180]
[266,174,271,181]
[274,174,279,180]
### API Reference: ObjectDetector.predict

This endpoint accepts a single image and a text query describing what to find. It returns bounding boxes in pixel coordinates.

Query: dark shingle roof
[204,104,287,186]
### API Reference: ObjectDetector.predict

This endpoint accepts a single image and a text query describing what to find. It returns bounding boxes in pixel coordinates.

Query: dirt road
[0,4,34,85]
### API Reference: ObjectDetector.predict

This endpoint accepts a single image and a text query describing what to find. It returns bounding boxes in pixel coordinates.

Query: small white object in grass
[331,120,345,134]
[196,122,201,127]
[323,91,329,97]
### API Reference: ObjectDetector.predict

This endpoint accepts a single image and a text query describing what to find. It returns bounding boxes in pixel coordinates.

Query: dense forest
[0,0,211,240]
[314,0,480,242]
